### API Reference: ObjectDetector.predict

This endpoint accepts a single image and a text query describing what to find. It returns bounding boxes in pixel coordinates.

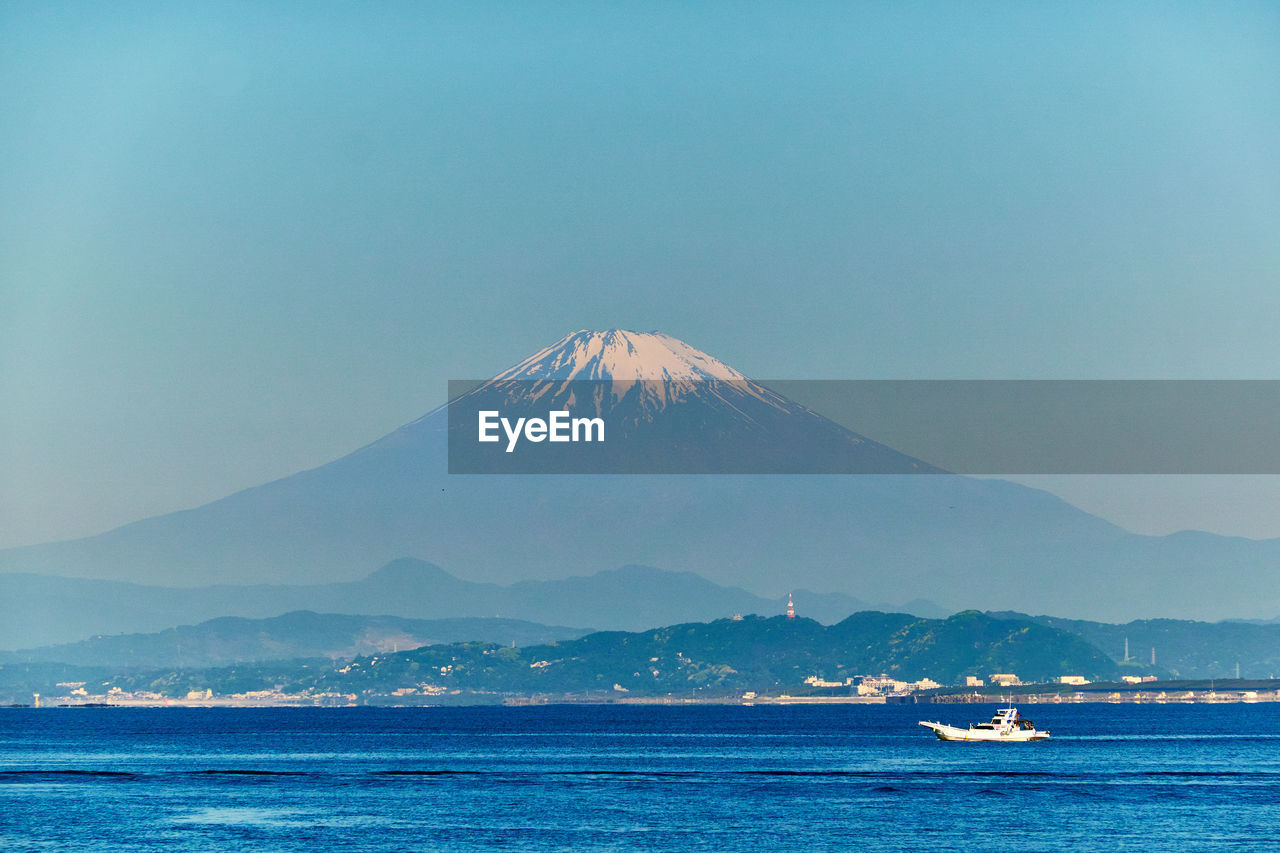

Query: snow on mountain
[494,329,749,382]
[473,329,795,419]
[443,329,933,474]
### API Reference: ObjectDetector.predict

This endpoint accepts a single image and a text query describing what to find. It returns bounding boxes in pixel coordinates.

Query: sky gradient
[3,2,1280,547]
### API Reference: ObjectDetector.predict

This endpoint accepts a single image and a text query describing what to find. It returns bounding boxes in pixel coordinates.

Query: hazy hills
[0,612,588,669]
[989,611,1280,680]
[0,610,1121,704]
[0,560,935,650]
[149,611,1123,697]
[6,591,1269,685]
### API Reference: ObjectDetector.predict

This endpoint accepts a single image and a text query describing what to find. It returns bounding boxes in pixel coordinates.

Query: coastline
[19,680,1280,709]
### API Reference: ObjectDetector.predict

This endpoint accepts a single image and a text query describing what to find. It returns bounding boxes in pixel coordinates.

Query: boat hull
[918,721,1050,742]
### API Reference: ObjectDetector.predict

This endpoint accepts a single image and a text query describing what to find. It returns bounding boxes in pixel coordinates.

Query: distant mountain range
[296,611,1121,697]
[6,589,1269,684]
[989,611,1280,680]
[0,612,588,669]
[0,559,939,650]
[0,611,1123,704]
[4,329,1280,620]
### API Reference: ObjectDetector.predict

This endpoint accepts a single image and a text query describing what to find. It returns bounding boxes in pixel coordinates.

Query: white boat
[918,707,1050,742]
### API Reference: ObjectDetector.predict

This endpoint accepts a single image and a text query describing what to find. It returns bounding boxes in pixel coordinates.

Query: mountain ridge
[0,610,1126,705]
[114,611,1126,700]
[986,610,1280,680]
[0,559,934,650]
[0,612,588,669]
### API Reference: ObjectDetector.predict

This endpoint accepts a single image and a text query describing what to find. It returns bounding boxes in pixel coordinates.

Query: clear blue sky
[3,2,1279,547]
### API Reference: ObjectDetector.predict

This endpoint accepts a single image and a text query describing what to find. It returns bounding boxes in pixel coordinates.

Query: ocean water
[2,703,1279,851]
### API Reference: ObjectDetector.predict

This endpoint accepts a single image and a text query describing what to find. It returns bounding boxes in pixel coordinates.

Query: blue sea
[2,703,1279,851]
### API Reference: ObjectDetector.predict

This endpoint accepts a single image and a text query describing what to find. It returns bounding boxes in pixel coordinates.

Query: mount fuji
[3,329,1280,623]
[446,329,939,473]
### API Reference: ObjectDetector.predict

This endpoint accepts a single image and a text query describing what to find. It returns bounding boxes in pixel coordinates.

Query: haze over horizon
[5,4,1280,548]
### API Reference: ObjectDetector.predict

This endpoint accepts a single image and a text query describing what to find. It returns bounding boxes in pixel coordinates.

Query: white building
[856,675,910,695]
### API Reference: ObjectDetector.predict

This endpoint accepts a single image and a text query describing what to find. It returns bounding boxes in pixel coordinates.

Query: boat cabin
[971,708,1036,730]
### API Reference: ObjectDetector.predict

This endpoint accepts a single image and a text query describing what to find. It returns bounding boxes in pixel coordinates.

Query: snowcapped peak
[493,329,750,382]
[465,328,794,419]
